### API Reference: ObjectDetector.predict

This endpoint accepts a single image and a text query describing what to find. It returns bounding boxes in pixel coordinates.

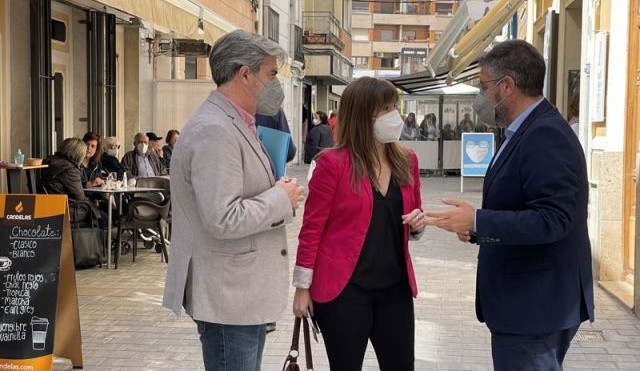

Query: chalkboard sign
[0,194,81,370]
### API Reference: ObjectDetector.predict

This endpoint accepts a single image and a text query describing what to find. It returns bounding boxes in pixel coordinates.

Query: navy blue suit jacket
[474,99,594,335]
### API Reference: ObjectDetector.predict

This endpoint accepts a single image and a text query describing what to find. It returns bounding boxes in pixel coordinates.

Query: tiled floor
[68,165,640,370]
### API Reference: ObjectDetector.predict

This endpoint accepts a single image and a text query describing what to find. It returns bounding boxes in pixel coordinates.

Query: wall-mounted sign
[591,31,608,122]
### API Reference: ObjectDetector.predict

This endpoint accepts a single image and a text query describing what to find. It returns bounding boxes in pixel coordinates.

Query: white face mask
[313,119,320,125]
[106,147,119,157]
[136,143,148,156]
[373,110,404,143]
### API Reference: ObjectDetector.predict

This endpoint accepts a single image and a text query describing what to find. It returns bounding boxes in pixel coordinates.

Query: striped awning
[390,62,480,94]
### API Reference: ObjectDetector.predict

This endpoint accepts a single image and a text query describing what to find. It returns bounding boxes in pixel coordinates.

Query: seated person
[162,129,180,172]
[80,132,106,188]
[102,136,126,180]
[41,138,107,228]
[146,131,166,167]
[121,132,168,178]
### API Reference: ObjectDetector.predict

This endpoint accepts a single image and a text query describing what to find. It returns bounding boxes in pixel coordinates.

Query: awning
[95,0,236,45]
[446,0,526,83]
[390,62,480,94]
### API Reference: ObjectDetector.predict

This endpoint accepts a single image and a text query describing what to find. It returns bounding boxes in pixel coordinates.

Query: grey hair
[104,136,118,147]
[209,29,287,86]
[478,40,545,97]
[57,137,87,165]
[133,132,147,144]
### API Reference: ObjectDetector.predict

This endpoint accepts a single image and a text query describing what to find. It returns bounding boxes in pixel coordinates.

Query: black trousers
[491,324,581,371]
[313,282,414,371]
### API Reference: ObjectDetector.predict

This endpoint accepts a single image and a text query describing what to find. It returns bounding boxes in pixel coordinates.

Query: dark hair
[315,111,328,125]
[337,77,411,189]
[166,129,180,144]
[478,40,545,97]
[82,131,102,163]
[567,93,580,119]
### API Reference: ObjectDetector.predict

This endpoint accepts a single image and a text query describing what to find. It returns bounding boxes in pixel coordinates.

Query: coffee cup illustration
[30,316,49,350]
[0,256,11,271]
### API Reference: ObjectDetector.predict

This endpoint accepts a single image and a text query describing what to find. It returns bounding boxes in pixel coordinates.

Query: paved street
[70,164,640,370]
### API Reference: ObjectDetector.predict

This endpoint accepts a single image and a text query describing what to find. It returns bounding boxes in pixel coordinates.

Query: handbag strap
[301,317,314,370]
[282,317,301,371]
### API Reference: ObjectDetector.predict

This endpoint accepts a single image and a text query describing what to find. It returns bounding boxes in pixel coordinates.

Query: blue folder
[257,126,291,179]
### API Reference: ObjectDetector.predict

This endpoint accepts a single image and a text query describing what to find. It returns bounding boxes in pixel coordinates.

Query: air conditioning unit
[373,52,384,58]
[173,39,212,57]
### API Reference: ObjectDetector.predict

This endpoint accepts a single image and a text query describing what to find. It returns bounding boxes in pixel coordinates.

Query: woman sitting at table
[41,138,107,228]
[81,132,106,188]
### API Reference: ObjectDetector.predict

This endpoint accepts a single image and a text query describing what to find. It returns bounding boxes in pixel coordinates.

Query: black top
[304,124,334,164]
[350,178,406,289]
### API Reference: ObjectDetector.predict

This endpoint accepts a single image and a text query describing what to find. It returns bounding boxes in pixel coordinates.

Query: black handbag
[282,317,314,371]
[70,200,103,268]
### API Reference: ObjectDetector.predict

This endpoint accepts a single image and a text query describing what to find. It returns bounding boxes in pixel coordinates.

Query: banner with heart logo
[461,133,495,177]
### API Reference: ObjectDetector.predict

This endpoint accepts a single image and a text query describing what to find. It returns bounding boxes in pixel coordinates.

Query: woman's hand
[87,177,105,188]
[402,208,427,232]
[293,288,313,318]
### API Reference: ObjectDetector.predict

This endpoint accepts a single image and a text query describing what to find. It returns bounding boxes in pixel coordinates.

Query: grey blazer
[163,91,293,325]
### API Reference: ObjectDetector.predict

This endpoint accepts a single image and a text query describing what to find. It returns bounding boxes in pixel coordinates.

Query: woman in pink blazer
[292,77,426,370]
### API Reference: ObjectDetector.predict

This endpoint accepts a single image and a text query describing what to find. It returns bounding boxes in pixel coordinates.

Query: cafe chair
[134,176,172,248]
[114,197,170,268]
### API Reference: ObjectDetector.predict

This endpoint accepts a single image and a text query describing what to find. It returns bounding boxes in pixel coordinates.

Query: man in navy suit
[425,40,594,370]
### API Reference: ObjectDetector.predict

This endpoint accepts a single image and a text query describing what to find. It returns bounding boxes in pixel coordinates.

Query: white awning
[446,0,526,83]
[390,62,480,94]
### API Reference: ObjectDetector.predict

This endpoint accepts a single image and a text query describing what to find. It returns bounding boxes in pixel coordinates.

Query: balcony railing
[291,24,304,63]
[302,11,345,51]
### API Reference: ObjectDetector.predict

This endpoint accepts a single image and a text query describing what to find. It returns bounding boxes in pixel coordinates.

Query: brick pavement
[69,164,640,370]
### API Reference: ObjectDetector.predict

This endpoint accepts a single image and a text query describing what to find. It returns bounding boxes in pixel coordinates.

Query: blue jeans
[194,320,266,371]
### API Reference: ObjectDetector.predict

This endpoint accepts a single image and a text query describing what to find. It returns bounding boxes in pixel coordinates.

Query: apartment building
[351,0,461,79]
[302,0,353,114]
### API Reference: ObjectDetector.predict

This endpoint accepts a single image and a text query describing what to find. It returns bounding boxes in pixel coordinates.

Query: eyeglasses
[477,77,505,93]
[110,144,121,149]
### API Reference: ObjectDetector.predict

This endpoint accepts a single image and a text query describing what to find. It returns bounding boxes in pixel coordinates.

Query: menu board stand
[0,194,83,370]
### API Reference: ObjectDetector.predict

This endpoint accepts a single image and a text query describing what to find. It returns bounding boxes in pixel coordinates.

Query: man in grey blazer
[163,30,305,371]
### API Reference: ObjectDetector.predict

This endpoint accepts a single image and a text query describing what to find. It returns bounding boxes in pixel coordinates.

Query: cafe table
[84,185,164,269]
[0,163,48,194]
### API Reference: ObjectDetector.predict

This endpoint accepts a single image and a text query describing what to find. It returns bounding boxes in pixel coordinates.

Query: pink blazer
[295,148,422,303]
